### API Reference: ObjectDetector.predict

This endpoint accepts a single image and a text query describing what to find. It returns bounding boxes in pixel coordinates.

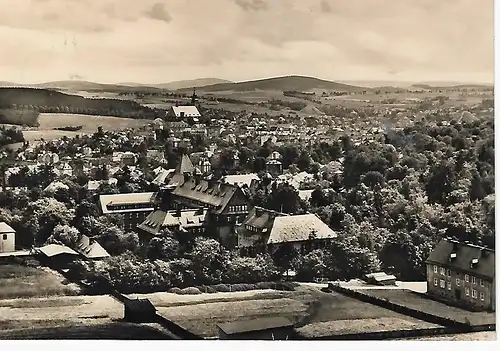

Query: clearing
[22,113,151,142]
[0,264,80,299]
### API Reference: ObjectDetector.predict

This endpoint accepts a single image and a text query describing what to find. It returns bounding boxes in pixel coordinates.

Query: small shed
[217,316,294,340]
[365,272,397,286]
[0,222,16,253]
[124,299,157,323]
[36,244,79,268]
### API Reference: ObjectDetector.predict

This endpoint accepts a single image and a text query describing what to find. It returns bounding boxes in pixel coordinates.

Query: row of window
[433,265,484,286]
[433,278,485,301]
[228,205,248,213]
[108,203,152,211]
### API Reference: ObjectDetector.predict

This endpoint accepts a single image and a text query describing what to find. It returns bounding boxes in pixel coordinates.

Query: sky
[0,0,494,84]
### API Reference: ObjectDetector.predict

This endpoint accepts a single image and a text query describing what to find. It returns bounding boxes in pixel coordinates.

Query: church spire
[191,88,197,105]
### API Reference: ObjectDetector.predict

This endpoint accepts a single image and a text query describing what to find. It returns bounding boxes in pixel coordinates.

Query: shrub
[230,283,257,291]
[212,284,230,292]
[179,287,202,295]
[275,282,297,291]
[168,287,182,294]
[256,281,275,289]
[197,285,216,294]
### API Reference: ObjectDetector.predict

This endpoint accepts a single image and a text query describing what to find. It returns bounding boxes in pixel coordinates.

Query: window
[446,269,451,277]
[480,292,484,301]
[472,276,476,285]
[465,274,469,282]
[447,281,451,291]
[440,279,445,289]
[456,278,460,287]
[465,287,470,296]
[480,279,484,287]
[2,234,7,240]
[440,267,445,275]
[434,265,438,273]
[434,278,438,286]
[472,289,477,299]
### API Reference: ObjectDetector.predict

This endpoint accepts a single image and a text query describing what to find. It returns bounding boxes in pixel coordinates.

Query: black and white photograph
[0,0,496,343]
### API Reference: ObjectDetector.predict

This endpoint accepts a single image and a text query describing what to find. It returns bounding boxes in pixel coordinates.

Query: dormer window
[470,258,479,268]
[450,252,457,260]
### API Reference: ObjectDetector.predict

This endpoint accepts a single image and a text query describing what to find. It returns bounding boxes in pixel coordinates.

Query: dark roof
[172,178,244,215]
[218,317,293,335]
[168,154,196,185]
[138,209,206,235]
[243,206,288,230]
[426,238,495,280]
[124,299,157,313]
[75,235,110,259]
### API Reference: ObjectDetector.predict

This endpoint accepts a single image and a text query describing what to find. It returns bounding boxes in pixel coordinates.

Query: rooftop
[217,316,293,335]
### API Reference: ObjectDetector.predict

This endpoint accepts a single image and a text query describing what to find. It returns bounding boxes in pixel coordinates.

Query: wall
[0,232,15,253]
[427,263,494,311]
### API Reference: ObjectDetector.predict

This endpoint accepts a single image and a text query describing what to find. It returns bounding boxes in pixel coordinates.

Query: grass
[0,297,88,309]
[296,317,439,338]
[155,286,433,338]
[357,289,496,326]
[0,264,81,299]
[0,322,172,340]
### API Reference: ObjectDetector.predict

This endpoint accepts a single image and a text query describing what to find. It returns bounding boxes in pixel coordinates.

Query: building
[36,244,79,268]
[266,159,283,176]
[160,177,251,246]
[237,207,337,253]
[426,238,495,312]
[221,173,260,189]
[137,208,207,238]
[99,192,156,232]
[0,222,16,253]
[217,317,294,340]
[167,106,201,120]
[75,235,110,260]
[168,154,196,186]
[124,299,157,323]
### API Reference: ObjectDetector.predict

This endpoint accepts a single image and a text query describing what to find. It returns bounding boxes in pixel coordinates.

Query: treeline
[0,125,25,147]
[0,109,40,126]
[0,88,164,120]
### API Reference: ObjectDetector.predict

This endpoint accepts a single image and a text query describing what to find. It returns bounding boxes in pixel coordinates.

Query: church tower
[191,88,197,105]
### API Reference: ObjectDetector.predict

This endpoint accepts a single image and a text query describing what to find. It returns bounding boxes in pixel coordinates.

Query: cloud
[234,0,268,11]
[146,2,172,23]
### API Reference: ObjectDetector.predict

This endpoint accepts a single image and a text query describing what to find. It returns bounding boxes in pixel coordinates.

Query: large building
[99,192,156,232]
[426,238,495,312]
[137,208,207,238]
[236,207,337,253]
[167,106,201,120]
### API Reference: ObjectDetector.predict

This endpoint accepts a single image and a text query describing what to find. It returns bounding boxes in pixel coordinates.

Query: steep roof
[267,214,337,244]
[426,238,495,280]
[0,222,15,234]
[171,178,243,215]
[170,106,201,117]
[99,192,156,214]
[75,235,110,259]
[243,206,288,230]
[153,168,176,186]
[138,209,207,235]
[168,154,196,186]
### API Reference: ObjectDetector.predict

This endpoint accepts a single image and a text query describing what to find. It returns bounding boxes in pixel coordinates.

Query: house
[217,316,294,340]
[146,149,165,162]
[365,272,397,286]
[167,106,201,120]
[0,222,16,253]
[75,235,110,259]
[36,244,79,268]
[165,121,189,135]
[426,238,495,312]
[237,207,337,253]
[163,176,251,245]
[99,192,156,232]
[43,181,69,194]
[137,208,207,238]
[152,168,176,187]
[120,152,137,167]
[124,299,157,323]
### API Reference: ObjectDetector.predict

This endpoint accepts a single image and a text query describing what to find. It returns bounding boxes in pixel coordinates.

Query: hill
[154,78,233,90]
[179,75,369,93]
[32,81,166,93]
[0,87,162,124]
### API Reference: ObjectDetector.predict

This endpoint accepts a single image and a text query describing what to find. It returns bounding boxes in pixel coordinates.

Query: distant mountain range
[0,76,493,93]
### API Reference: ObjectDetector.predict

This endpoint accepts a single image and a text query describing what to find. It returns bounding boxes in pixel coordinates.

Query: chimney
[175,208,181,217]
[183,171,191,183]
[255,208,262,217]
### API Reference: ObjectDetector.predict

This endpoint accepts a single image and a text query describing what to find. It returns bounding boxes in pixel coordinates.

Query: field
[0,264,80,299]
[148,286,437,338]
[20,113,152,142]
[357,289,496,326]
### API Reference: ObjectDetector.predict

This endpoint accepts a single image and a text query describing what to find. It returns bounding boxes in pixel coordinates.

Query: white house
[0,222,16,253]
[167,106,201,119]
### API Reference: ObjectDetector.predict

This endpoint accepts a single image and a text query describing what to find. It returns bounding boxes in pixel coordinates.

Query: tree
[97,226,139,255]
[190,237,229,284]
[46,224,81,249]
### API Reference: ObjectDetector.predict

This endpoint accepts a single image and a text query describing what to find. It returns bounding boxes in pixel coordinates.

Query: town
[0,78,495,340]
